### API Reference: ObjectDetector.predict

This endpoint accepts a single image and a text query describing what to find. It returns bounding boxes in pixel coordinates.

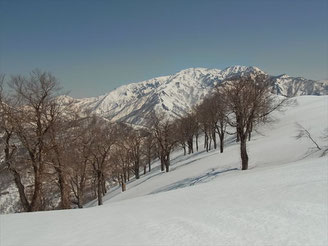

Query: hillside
[1,96,327,246]
[66,66,328,126]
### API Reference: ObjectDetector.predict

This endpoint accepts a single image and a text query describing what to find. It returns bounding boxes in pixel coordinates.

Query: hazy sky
[1,0,327,98]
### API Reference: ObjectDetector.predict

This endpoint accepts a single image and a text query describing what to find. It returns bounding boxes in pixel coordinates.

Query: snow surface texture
[1,96,328,246]
[65,66,328,126]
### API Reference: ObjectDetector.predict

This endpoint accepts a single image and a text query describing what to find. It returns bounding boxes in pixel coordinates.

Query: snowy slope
[1,96,327,246]
[67,66,328,125]
[271,74,328,97]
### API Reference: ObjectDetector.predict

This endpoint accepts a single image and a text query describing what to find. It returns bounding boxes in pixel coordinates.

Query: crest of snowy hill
[67,66,328,125]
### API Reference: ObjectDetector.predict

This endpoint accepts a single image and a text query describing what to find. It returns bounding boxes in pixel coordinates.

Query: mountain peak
[174,67,221,77]
[178,67,209,73]
[219,65,264,77]
[69,66,326,126]
[277,74,290,79]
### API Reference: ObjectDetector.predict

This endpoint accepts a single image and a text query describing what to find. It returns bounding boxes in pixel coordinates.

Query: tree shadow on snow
[149,167,238,195]
[170,151,218,172]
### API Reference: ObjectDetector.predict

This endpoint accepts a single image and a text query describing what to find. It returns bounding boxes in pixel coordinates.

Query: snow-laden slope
[271,74,328,97]
[1,96,327,246]
[67,66,328,125]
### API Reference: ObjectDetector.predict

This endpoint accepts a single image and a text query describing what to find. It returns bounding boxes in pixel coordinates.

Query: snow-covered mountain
[270,74,328,97]
[67,66,328,125]
[2,96,327,245]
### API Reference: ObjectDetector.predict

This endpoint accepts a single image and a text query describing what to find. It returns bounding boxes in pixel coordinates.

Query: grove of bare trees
[0,70,287,213]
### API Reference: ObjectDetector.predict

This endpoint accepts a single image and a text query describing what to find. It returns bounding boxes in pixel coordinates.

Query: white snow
[62,66,327,126]
[1,96,327,246]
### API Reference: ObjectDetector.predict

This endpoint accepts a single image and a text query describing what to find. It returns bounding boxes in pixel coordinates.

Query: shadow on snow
[149,167,238,195]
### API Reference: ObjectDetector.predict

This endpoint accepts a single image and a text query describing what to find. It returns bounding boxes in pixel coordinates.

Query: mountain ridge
[65,66,328,126]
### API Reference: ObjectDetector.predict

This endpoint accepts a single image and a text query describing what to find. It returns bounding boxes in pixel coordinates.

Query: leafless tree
[112,123,135,191]
[46,104,79,209]
[148,112,177,172]
[219,74,287,170]
[112,150,128,192]
[125,127,143,179]
[76,118,101,207]
[194,99,214,152]
[175,126,188,156]
[211,91,228,153]
[176,113,198,155]
[1,70,63,211]
[89,117,117,205]
[141,129,156,172]
[1,75,32,211]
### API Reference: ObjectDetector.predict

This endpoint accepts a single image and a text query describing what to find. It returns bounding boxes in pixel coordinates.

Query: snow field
[1,96,327,246]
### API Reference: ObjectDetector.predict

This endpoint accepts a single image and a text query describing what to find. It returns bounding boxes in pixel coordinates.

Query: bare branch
[295,122,321,150]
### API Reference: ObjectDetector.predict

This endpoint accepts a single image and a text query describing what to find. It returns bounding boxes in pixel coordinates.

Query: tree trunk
[77,187,84,208]
[240,135,249,170]
[121,182,126,192]
[30,167,43,211]
[219,134,224,153]
[57,169,71,209]
[183,145,186,156]
[160,155,165,171]
[148,159,151,172]
[143,165,146,175]
[120,175,126,192]
[97,171,103,206]
[187,138,193,154]
[164,158,170,172]
[4,134,31,212]
[196,134,199,152]
[123,169,127,183]
[163,153,170,172]
[204,133,209,152]
[11,169,31,212]
[188,137,194,154]
[134,161,140,179]
[212,131,217,149]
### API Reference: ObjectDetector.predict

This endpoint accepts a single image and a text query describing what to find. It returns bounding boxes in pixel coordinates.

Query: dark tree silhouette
[219,74,286,170]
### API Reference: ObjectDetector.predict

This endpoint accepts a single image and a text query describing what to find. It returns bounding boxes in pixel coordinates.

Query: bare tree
[0,75,32,211]
[1,70,63,211]
[148,112,177,172]
[68,116,102,207]
[141,129,156,172]
[176,113,198,155]
[125,128,143,179]
[219,74,287,170]
[175,124,188,156]
[211,91,228,153]
[194,99,214,152]
[112,149,128,192]
[112,123,135,191]
[46,103,76,209]
[89,117,117,205]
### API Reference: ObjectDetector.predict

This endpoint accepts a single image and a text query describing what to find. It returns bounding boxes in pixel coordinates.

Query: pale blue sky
[1,0,327,98]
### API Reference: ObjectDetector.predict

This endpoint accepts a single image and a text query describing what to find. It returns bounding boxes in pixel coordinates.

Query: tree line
[0,70,286,212]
